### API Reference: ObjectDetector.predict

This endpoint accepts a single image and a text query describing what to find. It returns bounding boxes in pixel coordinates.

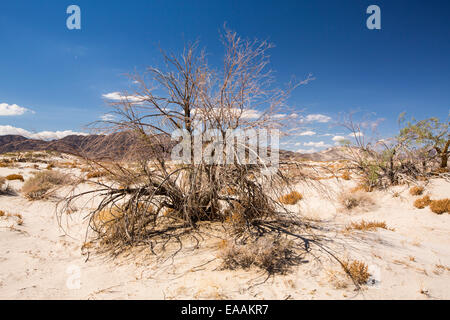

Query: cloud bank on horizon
[0,95,360,152]
[0,125,87,141]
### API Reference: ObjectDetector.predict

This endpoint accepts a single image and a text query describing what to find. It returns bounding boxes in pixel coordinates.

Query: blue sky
[0,0,449,151]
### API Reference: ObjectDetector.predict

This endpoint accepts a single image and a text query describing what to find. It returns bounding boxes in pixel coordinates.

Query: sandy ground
[0,154,449,300]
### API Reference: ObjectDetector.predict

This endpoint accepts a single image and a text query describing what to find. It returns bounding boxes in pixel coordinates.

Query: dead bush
[22,170,71,200]
[219,236,301,274]
[0,176,15,196]
[429,199,450,214]
[342,260,371,286]
[341,171,351,180]
[338,190,375,211]
[6,174,24,182]
[409,186,424,196]
[351,184,372,193]
[86,170,107,179]
[414,195,431,209]
[58,28,358,287]
[345,220,393,232]
[279,191,303,205]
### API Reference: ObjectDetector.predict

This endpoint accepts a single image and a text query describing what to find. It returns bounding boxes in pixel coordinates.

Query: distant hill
[296,146,355,162]
[0,134,351,162]
[0,132,174,160]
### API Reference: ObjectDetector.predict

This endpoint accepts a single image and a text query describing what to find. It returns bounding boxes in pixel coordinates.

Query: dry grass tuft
[219,236,300,274]
[341,171,351,180]
[279,191,303,205]
[338,190,375,211]
[409,186,424,196]
[6,174,24,182]
[414,195,431,209]
[429,199,450,214]
[342,260,371,285]
[345,220,393,232]
[22,170,71,200]
[350,184,372,193]
[86,170,108,179]
[0,176,15,195]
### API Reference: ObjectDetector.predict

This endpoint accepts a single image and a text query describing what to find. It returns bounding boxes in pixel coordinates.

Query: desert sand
[0,152,449,300]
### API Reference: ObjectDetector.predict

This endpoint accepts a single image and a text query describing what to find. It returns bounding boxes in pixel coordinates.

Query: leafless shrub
[57,28,365,288]
[339,114,432,191]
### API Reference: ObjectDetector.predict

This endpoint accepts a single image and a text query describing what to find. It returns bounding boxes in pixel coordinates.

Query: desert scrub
[0,176,15,195]
[342,260,371,286]
[22,170,71,200]
[86,170,108,179]
[6,174,24,182]
[341,171,351,180]
[350,184,372,193]
[345,220,393,232]
[413,195,431,209]
[219,236,300,274]
[429,199,450,214]
[279,191,303,205]
[409,186,424,196]
[338,190,375,211]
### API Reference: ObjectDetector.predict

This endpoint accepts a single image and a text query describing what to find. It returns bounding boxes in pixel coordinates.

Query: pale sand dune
[0,156,449,300]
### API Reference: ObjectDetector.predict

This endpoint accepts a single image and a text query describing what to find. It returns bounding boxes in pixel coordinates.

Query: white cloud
[296,148,317,154]
[0,125,87,141]
[304,114,331,123]
[348,132,364,138]
[100,114,116,121]
[332,135,346,142]
[298,130,316,136]
[102,92,144,103]
[193,108,262,120]
[0,103,34,116]
[303,141,331,148]
[241,109,262,119]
